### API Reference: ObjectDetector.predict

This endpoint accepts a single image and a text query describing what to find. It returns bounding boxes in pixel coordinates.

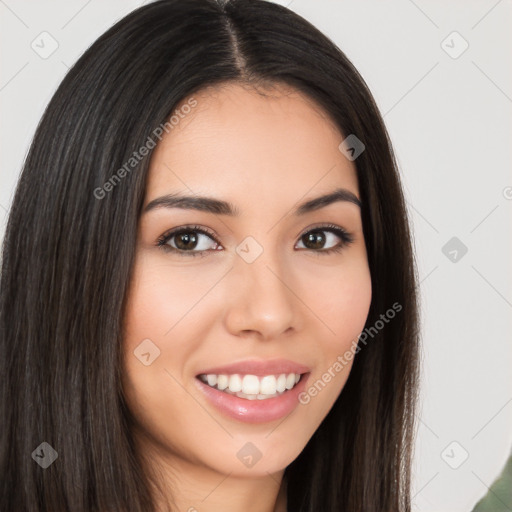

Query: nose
[222,250,299,341]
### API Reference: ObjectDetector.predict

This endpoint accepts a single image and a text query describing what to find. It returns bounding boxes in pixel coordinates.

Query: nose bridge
[223,239,298,339]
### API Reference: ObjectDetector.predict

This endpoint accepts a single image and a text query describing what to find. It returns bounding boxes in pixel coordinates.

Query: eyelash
[156,223,355,258]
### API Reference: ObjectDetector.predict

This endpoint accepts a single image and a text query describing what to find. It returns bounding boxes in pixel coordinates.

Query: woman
[0,0,420,510]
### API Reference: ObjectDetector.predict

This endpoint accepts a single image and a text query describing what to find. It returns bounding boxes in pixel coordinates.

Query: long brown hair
[0,0,420,510]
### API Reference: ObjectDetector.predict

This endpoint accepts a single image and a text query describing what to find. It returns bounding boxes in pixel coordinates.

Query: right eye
[156,225,222,257]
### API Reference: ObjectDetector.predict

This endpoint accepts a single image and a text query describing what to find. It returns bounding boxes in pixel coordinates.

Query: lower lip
[194,373,311,424]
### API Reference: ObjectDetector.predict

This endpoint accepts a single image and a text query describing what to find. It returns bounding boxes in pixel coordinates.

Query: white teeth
[228,374,242,393]
[256,393,275,400]
[198,372,303,399]
[276,374,286,393]
[242,375,260,395]
[217,374,229,390]
[285,373,296,390]
[260,375,276,395]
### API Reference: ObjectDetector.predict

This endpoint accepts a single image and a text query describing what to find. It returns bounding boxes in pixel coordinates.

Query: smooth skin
[122,82,372,512]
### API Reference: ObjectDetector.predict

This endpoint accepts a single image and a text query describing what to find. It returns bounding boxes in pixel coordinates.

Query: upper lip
[196,358,311,377]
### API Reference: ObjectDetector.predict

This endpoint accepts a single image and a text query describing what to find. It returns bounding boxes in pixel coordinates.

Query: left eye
[296,227,349,251]
[295,224,354,255]
[156,224,354,257]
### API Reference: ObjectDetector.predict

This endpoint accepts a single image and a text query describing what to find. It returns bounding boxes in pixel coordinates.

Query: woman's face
[122,82,372,481]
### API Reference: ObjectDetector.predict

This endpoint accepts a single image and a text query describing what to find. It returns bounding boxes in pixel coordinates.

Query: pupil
[176,232,197,250]
[305,231,325,249]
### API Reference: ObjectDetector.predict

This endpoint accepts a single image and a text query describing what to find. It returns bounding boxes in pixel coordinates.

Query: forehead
[145,82,359,210]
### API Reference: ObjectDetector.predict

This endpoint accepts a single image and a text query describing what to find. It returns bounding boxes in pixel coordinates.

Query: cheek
[121,256,195,414]
[298,258,372,407]
[120,259,210,456]
[124,257,192,337]
[304,256,372,348]
[123,251,218,355]
[329,275,372,342]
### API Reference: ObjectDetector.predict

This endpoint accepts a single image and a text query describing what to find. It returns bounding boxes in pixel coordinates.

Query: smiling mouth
[196,372,306,400]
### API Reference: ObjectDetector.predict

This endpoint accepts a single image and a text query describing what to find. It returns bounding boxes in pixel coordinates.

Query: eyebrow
[143,187,361,216]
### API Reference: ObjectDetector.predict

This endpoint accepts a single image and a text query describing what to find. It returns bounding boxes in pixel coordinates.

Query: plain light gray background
[1,1,511,510]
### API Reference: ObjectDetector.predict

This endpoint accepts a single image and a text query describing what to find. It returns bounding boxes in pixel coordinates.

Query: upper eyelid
[160,225,217,241]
